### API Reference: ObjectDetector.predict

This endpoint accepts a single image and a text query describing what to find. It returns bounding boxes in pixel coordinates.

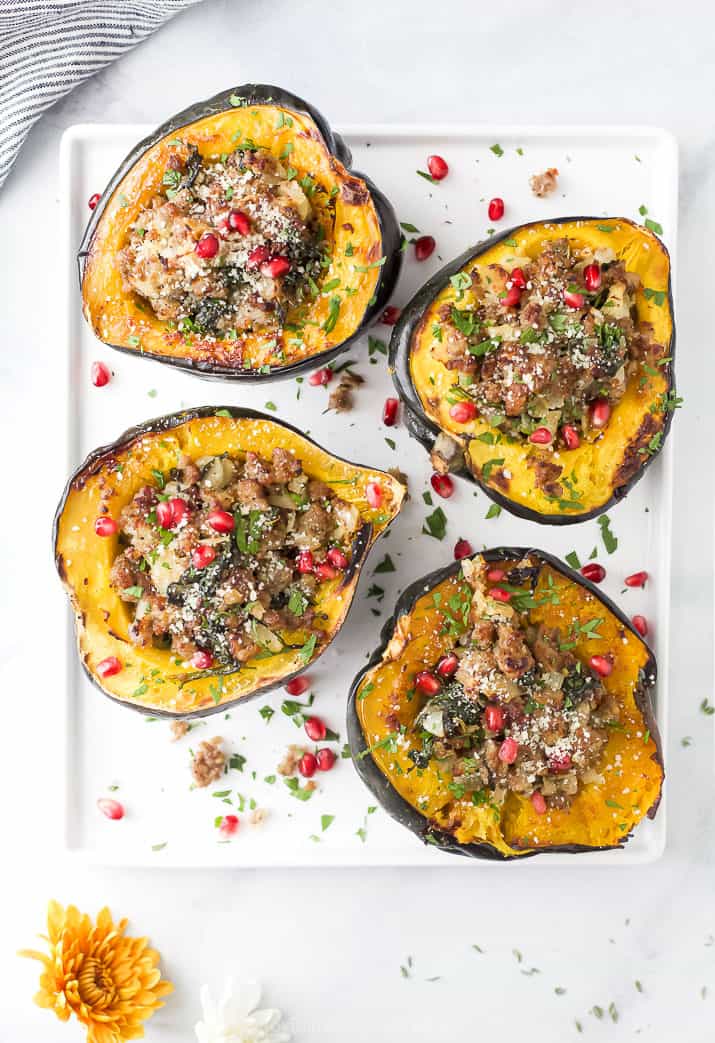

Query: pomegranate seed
[488,197,505,221]
[426,154,449,180]
[529,427,552,445]
[485,704,505,731]
[97,656,121,678]
[261,256,291,279]
[91,361,111,387]
[498,737,519,764]
[414,235,435,261]
[430,472,454,498]
[415,671,440,695]
[156,497,188,530]
[299,752,317,778]
[632,614,649,637]
[192,545,216,569]
[590,654,614,678]
[296,550,314,574]
[510,267,526,289]
[501,285,521,308]
[308,367,333,386]
[549,753,572,773]
[583,263,601,291]
[316,748,336,771]
[206,509,234,534]
[531,792,547,815]
[454,538,473,560]
[314,561,339,580]
[366,482,383,509]
[449,400,477,423]
[195,233,219,259]
[327,547,348,569]
[94,516,118,537]
[381,305,401,325]
[305,716,327,742]
[564,289,584,309]
[580,563,606,583]
[383,397,399,426]
[486,568,505,582]
[97,798,124,820]
[561,424,580,450]
[436,653,459,678]
[227,209,250,234]
[625,571,648,588]
[589,398,611,429]
[490,587,512,603]
[286,676,310,696]
[219,814,240,837]
[247,245,270,268]
[88,192,101,210]
[190,650,213,670]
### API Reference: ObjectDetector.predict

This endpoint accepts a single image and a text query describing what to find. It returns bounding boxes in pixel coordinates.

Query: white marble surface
[0,0,713,1039]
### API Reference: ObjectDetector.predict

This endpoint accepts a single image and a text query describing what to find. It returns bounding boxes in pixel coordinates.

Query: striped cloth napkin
[0,0,202,187]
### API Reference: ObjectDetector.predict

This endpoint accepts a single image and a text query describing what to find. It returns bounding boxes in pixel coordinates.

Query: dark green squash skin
[53,406,400,720]
[78,84,402,383]
[346,547,663,861]
[389,218,676,525]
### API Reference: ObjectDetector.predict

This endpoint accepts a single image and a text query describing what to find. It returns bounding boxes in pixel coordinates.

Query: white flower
[195,977,291,1043]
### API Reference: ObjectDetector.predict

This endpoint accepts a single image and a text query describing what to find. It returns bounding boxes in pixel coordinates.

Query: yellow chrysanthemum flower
[19,900,173,1043]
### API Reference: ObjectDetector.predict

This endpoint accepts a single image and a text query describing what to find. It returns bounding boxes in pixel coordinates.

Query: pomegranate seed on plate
[415,671,440,695]
[625,571,648,588]
[414,235,435,261]
[510,267,526,289]
[490,587,511,603]
[366,482,383,508]
[195,233,219,259]
[583,263,601,290]
[247,245,271,268]
[327,547,348,569]
[485,704,504,731]
[286,676,310,696]
[316,748,336,771]
[486,568,505,582]
[314,561,339,580]
[261,256,291,278]
[436,653,459,678]
[449,400,477,423]
[304,716,327,742]
[529,427,552,445]
[97,656,122,678]
[206,509,234,534]
[488,197,505,221]
[531,792,547,815]
[561,424,580,449]
[190,650,213,670]
[227,209,250,234]
[296,550,314,574]
[501,285,521,308]
[380,305,401,325]
[219,814,239,836]
[498,737,519,764]
[88,192,101,210]
[430,472,454,498]
[299,752,317,778]
[588,398,611,428]
[454,538,473,560]
[383,397,399,426]
[632,615,649,637]
[97,798,124,820]
[563,289,584,309]
[192,544,216,570]
[427,154,449,180]
[308,367,333,386]
[580,563,606,583]
[91,361,111,387]
[590,654,613,677]
[94,516,118,537]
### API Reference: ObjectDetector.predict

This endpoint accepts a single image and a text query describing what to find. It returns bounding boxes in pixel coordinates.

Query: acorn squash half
[54,407,405,718]
[391,218,675,524]
[347,548,663,859]
[79,83,401,381]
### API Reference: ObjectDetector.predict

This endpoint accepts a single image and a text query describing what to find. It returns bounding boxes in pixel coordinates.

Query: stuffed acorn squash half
[391,218,675,524]
[348,549,663,859]
[54,408,405,717]
[80,84,401,380]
